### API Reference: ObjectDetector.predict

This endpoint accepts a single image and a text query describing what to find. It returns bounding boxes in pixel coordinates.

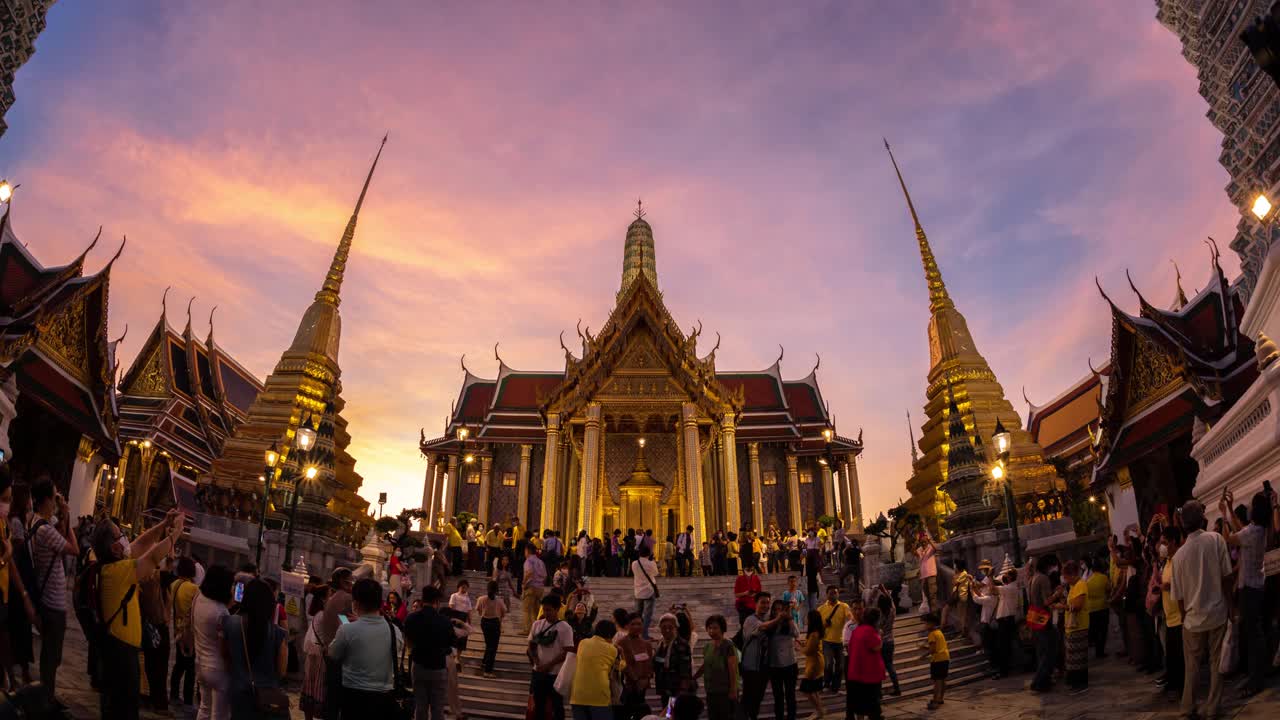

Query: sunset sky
[0,2,1243,522]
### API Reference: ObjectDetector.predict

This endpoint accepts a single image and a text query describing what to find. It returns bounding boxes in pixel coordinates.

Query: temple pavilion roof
[0,205,123,457]
[116,294,264,473]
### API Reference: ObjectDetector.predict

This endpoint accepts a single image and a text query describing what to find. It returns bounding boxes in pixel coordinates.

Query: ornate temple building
[1157,0,1280,297]
[421,207,864,543]
[1025,364,1109,491]
[0,0,55,137]
[107,293,264,529]
[0,203,123,517]
[885,143,1059,537]
[199,139,386,547]
[1087,250,1256,531]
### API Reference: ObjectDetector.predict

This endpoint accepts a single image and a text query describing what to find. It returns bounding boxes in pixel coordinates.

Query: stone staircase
[447,570,987,719]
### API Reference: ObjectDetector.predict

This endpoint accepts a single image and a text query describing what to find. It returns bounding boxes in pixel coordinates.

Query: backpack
[76,560,137,640]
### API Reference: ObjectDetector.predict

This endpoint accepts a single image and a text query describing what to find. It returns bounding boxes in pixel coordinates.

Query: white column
[420,454,437,530]
[748,443,764,531]
[517,444,533,526]
[539,413,562,532]
[821,462,835,518]
[838,459,854,529]
[478,454,494,524]
[681,403,706,544]
[846,453,865,532]
[720,415,741,531]
[786,454,802,531]
[67,436,101,520]
[578,403,603,539]
[444,454,459,521]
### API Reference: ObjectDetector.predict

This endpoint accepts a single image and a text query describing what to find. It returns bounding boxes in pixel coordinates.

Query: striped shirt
[30,520,67,612]
[1236,524,1266,590]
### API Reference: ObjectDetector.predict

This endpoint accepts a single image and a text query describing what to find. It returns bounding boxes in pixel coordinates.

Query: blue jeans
[1032,624,1058,690]
[636,597,656,636]
[881,639,899,692]
[572,705,614,720]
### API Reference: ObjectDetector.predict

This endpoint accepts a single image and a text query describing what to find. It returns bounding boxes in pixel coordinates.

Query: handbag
[1025,605,1051,632]
[386,618,413,719]
[239,620,291,718]
[553,650,576,697]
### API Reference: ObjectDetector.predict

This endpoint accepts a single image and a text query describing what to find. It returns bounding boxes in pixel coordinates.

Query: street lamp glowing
[992,418,1011,455]
[1253,193,1273,220]
[295,426,317,452]
[0,181,11,203]
[264,442,280,468]
[141,439,152,449]
[457,427,470,441]
[822,428,834,443]
[304,465,318,480]
[638,437,646,448]
[990,463,1005,481]
[463,453,475,464]
[1088,495,1096,503]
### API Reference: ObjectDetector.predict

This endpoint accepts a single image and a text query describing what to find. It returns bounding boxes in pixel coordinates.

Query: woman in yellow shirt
[92,509,186,719]
[1061,560,1090,693]
[570,619,624,715]
[800,609,826,719]
[726,533,740,576]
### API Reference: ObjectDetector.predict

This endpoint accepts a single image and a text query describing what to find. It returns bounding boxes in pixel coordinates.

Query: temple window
[466,471,481,485]
[502,472,517,487]
[799,470,812,485]
[763,471,777,486]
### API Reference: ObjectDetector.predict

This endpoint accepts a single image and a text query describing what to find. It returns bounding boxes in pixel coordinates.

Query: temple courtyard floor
[44,612,1279,719]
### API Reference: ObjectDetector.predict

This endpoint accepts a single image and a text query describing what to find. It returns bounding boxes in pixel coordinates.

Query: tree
[864,502,921,561]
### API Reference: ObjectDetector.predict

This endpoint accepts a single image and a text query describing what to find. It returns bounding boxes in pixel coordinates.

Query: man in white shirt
[675,526,693,577]
[632,544,660,639]
[1170,500,1233,720]
[526,594,573,720]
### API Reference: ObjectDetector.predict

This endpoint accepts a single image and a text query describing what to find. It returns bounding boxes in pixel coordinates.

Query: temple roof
[0,204,122,456]
[1090,247,1257,481]
[116,294,264,472]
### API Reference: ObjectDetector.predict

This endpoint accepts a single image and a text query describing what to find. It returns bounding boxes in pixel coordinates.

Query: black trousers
[1164,624,1184,693]
[37,607,67,699]
[995,616,1017,676]
[99,633,140,720]
[768,664,798,720]
[1088,609,1109,658]
[341,686,395,717]
[142,624,170,706]
[530,671,564,720]
[741,670,768,720]
[481,617,501,673]
[74,605,100,686]
[170,646,196,704]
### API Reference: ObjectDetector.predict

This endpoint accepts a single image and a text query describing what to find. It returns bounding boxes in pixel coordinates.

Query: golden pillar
[478,454,493,524]
[540,413,561,532]
[517,444,533,526]
[127,443,158,524]
[578,403,603,539]
[748,442,764,531]
[681,403,706,543]
[845,453,864,532]
[821,462,835,518]
[420,453,437,530]
[720,415,741,531]
[786,454,802,532]
[444,454,459,521]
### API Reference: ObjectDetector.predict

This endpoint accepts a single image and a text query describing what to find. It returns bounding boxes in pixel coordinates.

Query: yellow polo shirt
[1085,572,1109,614]
[570,635,623,707]
[101,559,141,647]
[819,601,850,644]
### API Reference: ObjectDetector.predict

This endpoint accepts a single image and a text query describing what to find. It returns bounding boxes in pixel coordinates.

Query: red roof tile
[783,383,822,420]
[458,383,496,420]
[719,374,783,408]
[494,374,563,409]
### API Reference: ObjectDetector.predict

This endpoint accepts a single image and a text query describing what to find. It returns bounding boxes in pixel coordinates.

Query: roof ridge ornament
[634,197,645,220]
[185,297,195,333]
[1171,259,1189,310]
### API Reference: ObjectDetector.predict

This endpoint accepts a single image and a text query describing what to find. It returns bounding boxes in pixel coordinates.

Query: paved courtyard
[42,613,1279,720]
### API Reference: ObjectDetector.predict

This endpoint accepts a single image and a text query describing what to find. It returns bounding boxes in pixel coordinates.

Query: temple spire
[315,134,387,307]
[907,409,919,463]
[620,199,657,295]
[884,140,953,313]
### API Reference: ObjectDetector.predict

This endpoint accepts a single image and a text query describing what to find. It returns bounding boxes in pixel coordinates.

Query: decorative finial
[161,286,171,320]
[185,297,195,331]
[208,305,218,339]
[113,324,128,345]
[884,139,952,313]
[1257,331,1279,370]
[634,198,645,220]
[494,342,502,363]
[811,353,821,375]
[775,344,784,367]
[460,354,470,375]
[315,134,387,306]
[907,410,919,463]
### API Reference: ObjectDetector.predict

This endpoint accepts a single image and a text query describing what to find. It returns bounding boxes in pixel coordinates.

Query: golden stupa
[203,137,387,536]
[885,141,1058,536]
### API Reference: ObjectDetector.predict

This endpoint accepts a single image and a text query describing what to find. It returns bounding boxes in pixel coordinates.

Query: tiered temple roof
[0,205,123,461]
[117,293,264,473]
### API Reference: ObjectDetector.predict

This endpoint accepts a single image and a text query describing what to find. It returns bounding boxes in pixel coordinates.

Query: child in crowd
[921,612,949,710]
[781,575,806,630]
[699,542,713,577]
[694,614,739,720]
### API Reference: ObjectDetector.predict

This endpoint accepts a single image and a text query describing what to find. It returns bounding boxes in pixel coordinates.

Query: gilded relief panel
[604,432,677,505]
[1125,333,1182,414]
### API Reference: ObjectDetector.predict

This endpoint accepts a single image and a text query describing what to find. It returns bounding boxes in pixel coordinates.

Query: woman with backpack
[91,509,186,720]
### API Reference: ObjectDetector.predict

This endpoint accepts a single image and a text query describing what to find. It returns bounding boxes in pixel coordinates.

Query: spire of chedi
[619,198,657,296]
[883,140,1058,537]
[204,136,385,538]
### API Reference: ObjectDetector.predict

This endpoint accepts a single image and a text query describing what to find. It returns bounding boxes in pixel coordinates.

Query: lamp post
[0,180,17,204]
[256,442,281,568]
[281,424,318,572]
[991,418,1022,566]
